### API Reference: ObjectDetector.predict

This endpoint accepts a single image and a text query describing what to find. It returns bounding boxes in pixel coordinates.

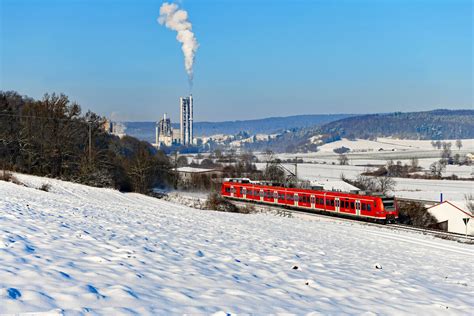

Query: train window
[260,191,264,197]
[329,200,334,206]
[286,194,293,201]
[320,198,324,205]
[294,195,299,202]
[362,203,366,211]
[225,187,230,193]
[351,202,355,209]
[367,204,372,211]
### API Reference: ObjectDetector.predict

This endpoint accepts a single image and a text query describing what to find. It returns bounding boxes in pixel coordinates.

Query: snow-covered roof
[311,179,360,192]
[174,167,220,173]
[427,201,473,218]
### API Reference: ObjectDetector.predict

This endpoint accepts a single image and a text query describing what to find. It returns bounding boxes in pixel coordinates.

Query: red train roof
[222,181,386,201]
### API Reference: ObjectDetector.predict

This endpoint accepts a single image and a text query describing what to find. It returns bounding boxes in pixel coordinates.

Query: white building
[427,201,473,235]
[180,95,193,146]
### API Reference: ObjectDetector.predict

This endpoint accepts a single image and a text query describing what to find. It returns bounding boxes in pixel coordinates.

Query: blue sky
[1,0,472,121]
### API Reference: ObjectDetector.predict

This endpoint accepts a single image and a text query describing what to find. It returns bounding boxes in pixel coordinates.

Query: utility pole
[295,156,298,181]
[88,122,92,163]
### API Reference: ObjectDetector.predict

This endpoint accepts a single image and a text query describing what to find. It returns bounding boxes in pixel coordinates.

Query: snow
[1,174,473,314]
[174,166,218,173]
[317,137,474,153]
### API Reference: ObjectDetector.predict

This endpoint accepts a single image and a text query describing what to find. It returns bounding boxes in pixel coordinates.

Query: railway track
[230,199,474,244]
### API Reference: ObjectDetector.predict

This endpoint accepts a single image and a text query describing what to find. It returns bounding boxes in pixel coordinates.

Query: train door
[242,187,247,199]
[355,200,361,216]
[259,189,264,202]
[273,191,278,203]
[294,193,299,207]
[335,197,340,212]
[230,186,235,198]
[310,195,315,209]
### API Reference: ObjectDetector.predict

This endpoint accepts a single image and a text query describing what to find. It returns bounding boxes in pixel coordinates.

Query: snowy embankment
[1,174,473,314]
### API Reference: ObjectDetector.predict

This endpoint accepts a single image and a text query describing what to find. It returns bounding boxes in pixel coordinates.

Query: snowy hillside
[1,174,473,314]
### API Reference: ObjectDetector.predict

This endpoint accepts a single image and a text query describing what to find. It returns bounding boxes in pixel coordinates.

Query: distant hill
[123,114,354,143]
[243,109,474,153]
[316,109,474,140]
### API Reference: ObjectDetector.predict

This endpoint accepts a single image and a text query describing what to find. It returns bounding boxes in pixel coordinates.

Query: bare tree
[429,161,445,178]
[409,157,419,172]
[456,139,463,151]
[338,154,349,165]
[376,176,396,194]
[440,142,452,164]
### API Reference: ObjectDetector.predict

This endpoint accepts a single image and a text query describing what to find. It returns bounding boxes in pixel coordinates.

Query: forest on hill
[243,109,474,153]
[0,91,171,193]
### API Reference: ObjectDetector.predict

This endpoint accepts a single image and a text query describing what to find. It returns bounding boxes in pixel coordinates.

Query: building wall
[428,202,474,235]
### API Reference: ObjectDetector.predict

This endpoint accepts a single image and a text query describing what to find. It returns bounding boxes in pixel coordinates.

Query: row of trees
[431,140,463,151]
[0,91,172,193]
[341,174,396,195]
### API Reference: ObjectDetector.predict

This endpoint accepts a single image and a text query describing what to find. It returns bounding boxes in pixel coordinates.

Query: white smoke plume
[158,2,199,85]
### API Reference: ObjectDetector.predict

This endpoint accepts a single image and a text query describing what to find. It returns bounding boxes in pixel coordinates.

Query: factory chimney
[179,95,194,146]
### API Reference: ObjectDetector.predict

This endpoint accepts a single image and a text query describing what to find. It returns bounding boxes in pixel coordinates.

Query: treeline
[0,91,171,193]
[315,109,474,141]
[244,109,474,153]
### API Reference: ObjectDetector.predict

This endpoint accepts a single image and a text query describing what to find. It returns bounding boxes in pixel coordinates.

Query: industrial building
[156,113,174,147]
[154,94,194,148]
[180,95,193,146]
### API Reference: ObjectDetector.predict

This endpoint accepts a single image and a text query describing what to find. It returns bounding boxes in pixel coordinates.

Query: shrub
[398,201,438,227]
[0,170,22,185]
[205,191,240,213]
[39,183,51,192]
[238,204,256,214]
[0,170,12,182]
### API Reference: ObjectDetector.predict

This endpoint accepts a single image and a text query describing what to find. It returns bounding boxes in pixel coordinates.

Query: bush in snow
[39,183,51,192]
[205,192,240,213]
[0,169,13,182]
[397,201,438,227]
[0,170,22,185]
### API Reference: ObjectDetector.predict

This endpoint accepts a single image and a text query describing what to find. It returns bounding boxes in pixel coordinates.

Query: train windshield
[382,198,396,210]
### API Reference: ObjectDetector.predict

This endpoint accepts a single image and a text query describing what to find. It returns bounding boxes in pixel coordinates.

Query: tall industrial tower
[179,94,193,145]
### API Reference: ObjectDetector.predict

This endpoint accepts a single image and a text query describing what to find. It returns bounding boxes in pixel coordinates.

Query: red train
[221,178,398,223]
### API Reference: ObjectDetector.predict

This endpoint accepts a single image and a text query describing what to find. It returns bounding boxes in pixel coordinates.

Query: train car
[221,178,398,223]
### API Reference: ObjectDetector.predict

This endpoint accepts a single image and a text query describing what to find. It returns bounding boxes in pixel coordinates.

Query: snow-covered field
[1,174,473,314]
[266,138,474,177]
